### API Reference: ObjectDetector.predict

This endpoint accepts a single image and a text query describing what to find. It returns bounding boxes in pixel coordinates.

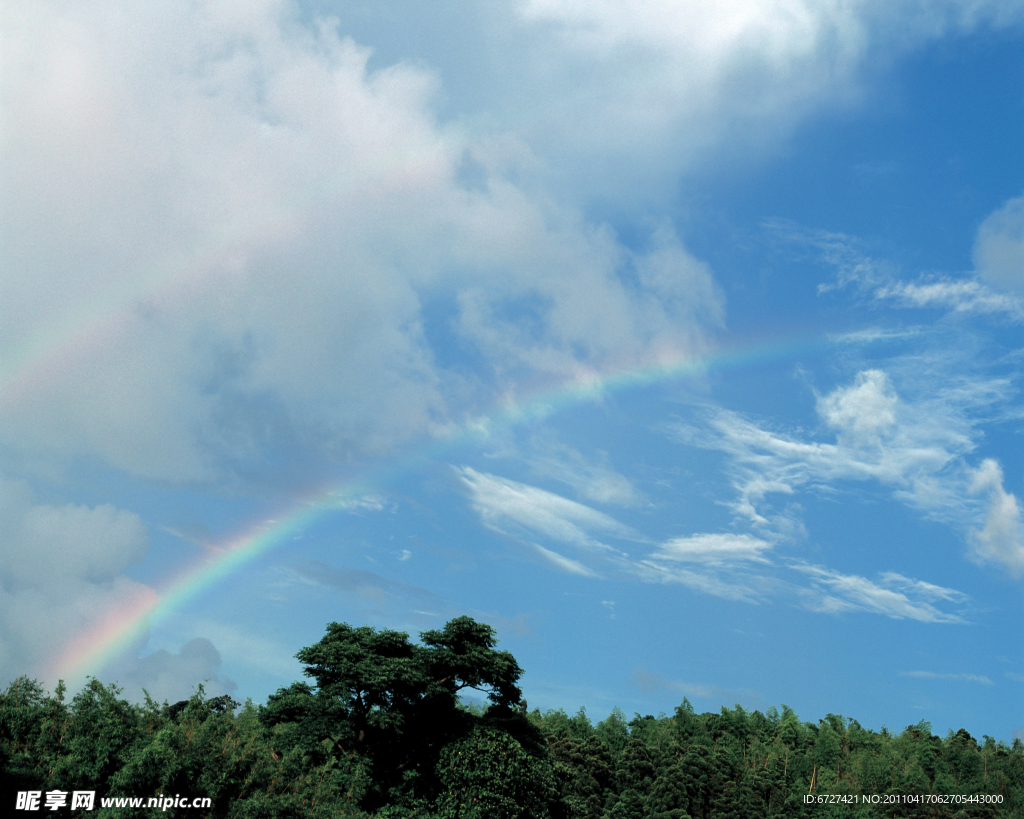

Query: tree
[595,707,629,754]
[260,616,528,812]
[549,735,612,819]
[434,726,556,819]
[283,617,523,740]
[647,761,692,819]
[419,617,523,710]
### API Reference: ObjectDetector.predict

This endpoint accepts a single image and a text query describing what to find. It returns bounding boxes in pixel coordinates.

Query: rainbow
[44,330,828,686]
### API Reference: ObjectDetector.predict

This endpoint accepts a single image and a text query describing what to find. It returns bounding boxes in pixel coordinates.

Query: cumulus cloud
[111,638,238,705]
[1,0,728,487]
[974,195,1024,296]
[0,476,155,688]
[6,1,1013,699]
[508,0,1024,205]
[6,0,1018,487]
[817,369,898,445]
[0,476,252,700]
[967,459,1024,577]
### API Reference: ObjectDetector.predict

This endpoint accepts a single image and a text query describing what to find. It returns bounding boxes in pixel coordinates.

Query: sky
[1,0,1023,743]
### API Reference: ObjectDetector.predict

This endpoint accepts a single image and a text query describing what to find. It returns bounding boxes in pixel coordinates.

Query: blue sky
[2,0,1023,742]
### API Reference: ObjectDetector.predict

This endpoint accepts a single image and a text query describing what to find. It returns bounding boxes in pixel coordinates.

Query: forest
[2,616,1021,818]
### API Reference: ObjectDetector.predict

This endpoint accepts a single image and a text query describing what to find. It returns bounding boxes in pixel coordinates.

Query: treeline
[2,617,1021,818]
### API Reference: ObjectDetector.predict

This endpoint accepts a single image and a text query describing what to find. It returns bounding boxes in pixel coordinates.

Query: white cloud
[456,466,972,615]
[531,543,600,578]
[0,476,261,700]
[455,466,639,555]
[967,459,1024,577]
[791,562,966,623]
[327,494,391,514]
[457,465,778,595]
[898,670,993,685]
[526,436,644,507]
[792,217,1024,321]
[5,0,1019,490]
[670,366,1020,577]
[634,558,772,602]
[873,278,1024,321]
[509,0,1024,205]
[652,533,772,565]
[817,369,898,445]
[974,194,1024,296]
[828,327,925,345]
[0,0,727,485]
[877,572,971,605]
[0,476,156,689]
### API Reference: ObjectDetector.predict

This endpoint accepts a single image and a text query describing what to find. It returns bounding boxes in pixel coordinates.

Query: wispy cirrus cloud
[651,533,772,565]
[898,670,993,685]
[457,465,772,598]
[791,562,968,624]
[455,466,641,554]
[531,543,600,578]
[525,436,645,507]
[781,204,1024,321]
[639,533,777,602]
[455,465,970,619]
[633,558,776,603]
[873,278,1024,321]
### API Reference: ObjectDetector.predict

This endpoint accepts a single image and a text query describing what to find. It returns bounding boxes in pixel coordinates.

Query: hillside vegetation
[2,617,1021,817]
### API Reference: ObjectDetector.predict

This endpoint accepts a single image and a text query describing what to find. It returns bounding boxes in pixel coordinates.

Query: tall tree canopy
[260,616,532,812]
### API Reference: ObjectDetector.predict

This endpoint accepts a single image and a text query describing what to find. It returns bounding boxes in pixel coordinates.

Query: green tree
[647,761,692,819]
[261,616,528,812]
[47,679,153,795]
[419,617,523,710]
[434,726,555,819]
[549,735,612,819]
[595,707,629,754]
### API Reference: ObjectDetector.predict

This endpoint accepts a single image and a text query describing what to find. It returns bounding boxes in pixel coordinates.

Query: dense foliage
[2,617,1021,817]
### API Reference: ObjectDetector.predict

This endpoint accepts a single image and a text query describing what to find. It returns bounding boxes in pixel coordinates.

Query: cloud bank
[0,476,154,688]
